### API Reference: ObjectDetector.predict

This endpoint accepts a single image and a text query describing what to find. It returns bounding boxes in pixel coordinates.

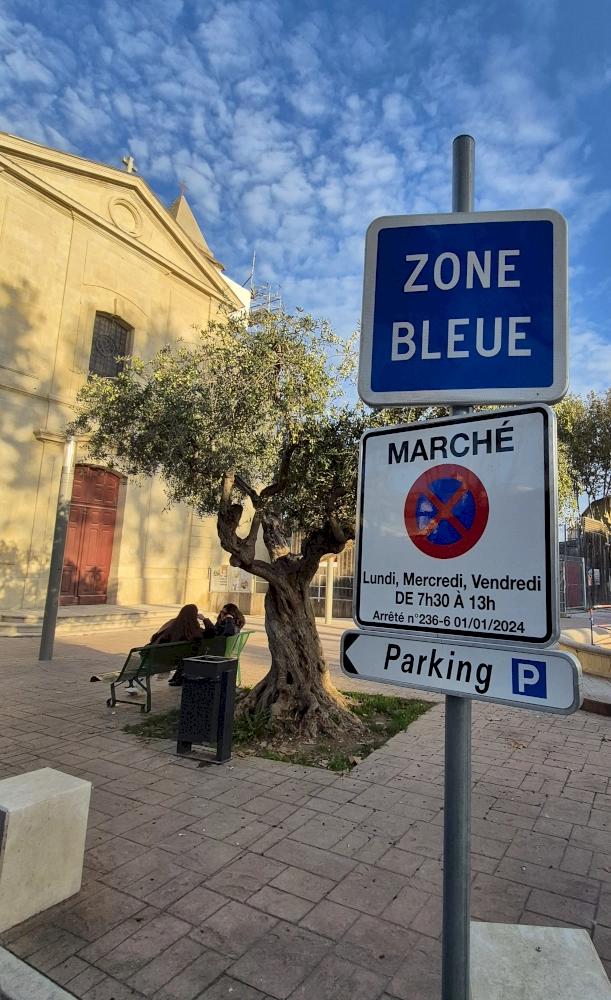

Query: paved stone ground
[0,626,611,999]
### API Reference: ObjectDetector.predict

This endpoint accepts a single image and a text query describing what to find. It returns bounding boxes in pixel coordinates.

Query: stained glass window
[89,313,131,377]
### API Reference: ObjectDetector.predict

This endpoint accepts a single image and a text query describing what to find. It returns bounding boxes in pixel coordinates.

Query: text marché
[388,424,513,464]
[392,249,530,362]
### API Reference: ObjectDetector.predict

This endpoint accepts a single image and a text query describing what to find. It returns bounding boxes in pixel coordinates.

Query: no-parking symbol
[404,464,489,559]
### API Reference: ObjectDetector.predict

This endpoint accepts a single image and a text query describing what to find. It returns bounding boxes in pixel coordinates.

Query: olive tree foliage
[70,309,351,514]
[556,391,611,520]
[69,306,437,735]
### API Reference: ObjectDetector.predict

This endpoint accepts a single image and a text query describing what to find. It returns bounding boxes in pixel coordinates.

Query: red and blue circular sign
[404,464,489,559]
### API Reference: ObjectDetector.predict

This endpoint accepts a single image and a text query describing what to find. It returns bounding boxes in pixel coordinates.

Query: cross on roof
[122,156,138,174]
[178,180,189,196]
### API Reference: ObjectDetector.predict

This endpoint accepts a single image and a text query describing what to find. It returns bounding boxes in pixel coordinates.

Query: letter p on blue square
[512,658,547,699]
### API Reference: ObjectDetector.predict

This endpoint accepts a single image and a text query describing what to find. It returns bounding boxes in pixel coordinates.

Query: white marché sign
[354,406,558,646]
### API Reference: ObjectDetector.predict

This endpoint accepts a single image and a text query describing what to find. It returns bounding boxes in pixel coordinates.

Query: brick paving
[0,629,611,998]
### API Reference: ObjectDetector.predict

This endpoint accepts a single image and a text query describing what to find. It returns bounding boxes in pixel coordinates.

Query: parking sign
[340,631,581,714]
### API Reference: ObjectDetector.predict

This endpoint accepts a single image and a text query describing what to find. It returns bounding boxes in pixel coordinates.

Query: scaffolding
[243,251,282,313]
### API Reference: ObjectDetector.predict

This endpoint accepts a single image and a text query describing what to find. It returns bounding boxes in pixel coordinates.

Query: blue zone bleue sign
[358,210,568,407]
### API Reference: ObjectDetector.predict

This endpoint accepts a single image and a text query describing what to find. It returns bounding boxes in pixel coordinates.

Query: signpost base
[470,922,611,999]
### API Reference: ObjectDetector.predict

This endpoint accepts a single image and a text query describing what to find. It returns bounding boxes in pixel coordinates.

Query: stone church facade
[0,131,256,613]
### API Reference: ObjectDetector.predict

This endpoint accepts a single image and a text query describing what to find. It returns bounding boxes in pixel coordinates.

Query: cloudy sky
[1,0,609,395]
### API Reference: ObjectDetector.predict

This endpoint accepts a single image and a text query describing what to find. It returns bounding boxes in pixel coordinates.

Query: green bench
[90,631,253,713]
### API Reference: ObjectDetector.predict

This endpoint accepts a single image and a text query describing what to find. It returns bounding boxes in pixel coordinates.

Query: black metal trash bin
[176,655,238,763]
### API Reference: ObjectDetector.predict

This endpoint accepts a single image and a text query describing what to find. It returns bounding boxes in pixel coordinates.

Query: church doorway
[60,466,120,605]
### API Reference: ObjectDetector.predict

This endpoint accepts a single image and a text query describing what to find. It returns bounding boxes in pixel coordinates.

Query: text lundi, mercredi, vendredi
[362,572,542,592]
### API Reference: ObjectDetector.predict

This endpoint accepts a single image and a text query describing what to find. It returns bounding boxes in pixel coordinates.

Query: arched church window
[89,313,132,378]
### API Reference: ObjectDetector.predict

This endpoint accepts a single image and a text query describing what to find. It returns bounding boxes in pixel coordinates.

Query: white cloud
[569,326,611,396]
[287,79,330,119]
[4,50,54,85]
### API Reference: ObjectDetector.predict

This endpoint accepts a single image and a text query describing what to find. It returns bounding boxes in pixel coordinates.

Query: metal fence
[561,518,611,609]
[291,532,355,618]
[309,543,355,619]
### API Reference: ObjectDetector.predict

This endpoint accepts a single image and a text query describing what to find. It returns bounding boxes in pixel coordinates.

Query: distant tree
[556,391,611,519]
[557,442,580,522]
[69,306,433,737]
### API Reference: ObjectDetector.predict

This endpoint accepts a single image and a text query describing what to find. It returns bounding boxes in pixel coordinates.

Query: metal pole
[325,557,334,625]
[39,437,77,661]
[452,134,474,213]
[442,134,475,1000]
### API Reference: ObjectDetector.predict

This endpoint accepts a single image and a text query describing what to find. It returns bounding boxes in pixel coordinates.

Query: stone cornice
[33,428,91,444]
[33,428,66,444]
[0,135,242,309]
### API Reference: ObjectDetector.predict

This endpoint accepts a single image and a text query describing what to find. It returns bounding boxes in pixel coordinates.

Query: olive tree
[70,307,431,736]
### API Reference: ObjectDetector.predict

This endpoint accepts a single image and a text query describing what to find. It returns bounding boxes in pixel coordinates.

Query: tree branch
[260,509,291,562]
[217,503,263,570]
[234,474,262,508]
[297,519,355,582]
[219,468,294,574]
[221,471,235,504]
[217,501,242,552]
[260,440,299,499]
[326,486,349,544]
[247,558,281,584]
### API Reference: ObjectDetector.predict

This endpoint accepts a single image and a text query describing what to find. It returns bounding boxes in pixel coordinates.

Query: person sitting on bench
[199,603,245,637]
[124,604,205,694]
[168,603,245,687]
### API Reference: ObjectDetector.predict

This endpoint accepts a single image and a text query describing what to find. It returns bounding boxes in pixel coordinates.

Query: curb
[582,698,611,717]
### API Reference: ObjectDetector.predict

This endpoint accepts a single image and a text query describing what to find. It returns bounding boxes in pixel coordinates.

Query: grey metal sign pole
[39,437,77,662]
[442,134,475,1000]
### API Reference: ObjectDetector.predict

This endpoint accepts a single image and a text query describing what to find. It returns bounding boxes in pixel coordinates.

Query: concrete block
[0,768,91,932]
[471,921,611,999]
[0,945,75,999]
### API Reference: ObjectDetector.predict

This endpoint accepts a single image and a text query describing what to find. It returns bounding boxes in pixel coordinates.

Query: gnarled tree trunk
[237,571,363,739]
[217,476,365,739]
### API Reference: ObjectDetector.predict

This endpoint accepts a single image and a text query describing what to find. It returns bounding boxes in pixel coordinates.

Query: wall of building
[0,138,247,612]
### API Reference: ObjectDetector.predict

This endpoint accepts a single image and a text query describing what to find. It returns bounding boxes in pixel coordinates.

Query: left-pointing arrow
[342,632,359,674]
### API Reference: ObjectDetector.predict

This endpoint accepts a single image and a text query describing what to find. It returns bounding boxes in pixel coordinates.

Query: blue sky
[1,0,610,396]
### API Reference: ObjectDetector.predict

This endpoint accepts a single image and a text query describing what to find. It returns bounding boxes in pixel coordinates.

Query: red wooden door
[60,507,85,605]
[60,467,120,606]
[76,507,117,602]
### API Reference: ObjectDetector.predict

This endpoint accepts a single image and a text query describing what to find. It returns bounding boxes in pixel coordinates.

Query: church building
[0,131,257,618]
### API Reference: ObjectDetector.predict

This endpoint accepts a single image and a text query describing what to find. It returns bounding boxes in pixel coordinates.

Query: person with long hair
[149,603,205,644]
[167,603,246,687]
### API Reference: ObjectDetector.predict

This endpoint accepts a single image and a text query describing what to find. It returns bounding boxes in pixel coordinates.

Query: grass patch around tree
[124,690,434,772]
